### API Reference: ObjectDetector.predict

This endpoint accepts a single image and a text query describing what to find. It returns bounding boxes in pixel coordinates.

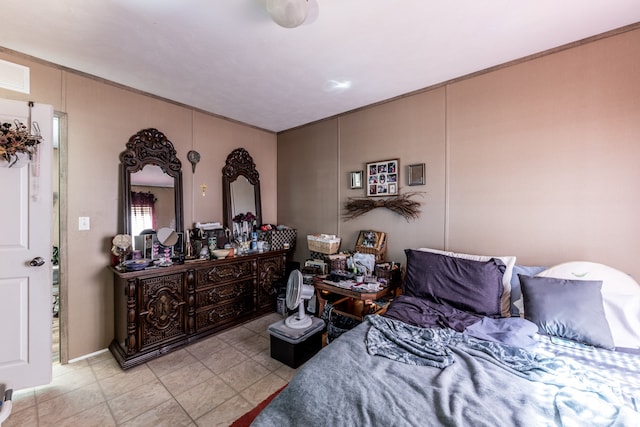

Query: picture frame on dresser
[366,159,398,196]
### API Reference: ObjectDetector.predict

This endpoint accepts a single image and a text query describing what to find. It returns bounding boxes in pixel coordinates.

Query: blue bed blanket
[367,315,639,425]
[252,315,640,427]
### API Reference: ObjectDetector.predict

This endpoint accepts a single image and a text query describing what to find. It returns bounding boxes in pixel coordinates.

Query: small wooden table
[313,276,399,322]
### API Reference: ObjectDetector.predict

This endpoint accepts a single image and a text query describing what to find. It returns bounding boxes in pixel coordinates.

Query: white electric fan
[284,270,315,329]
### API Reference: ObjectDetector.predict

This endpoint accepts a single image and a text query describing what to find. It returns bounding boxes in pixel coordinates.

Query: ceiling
[2,1,639,133]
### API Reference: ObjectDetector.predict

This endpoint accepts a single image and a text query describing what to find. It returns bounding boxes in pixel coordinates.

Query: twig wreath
[343,191,424,221]
[0,120,42,167]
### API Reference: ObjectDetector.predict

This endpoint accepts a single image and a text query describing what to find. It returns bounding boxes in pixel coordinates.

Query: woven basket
[374,262,402,285]
[354,230,387,262]
[355,242,387,263]
[326,254,348,273]
[307,234,341,254]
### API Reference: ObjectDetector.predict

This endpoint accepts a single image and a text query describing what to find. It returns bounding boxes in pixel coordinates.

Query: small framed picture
[408,163,425,186]
[356,230,386,250]
[366,159,398,197]
[349,170,363,189]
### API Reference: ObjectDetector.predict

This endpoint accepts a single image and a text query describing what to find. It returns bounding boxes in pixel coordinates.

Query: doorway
[52,113,67,364]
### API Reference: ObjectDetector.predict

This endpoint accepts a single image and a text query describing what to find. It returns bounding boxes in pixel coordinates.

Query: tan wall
[278,28,640,281]
[2,25,638,360]
[277,119,340,252]
[0,51,277,359]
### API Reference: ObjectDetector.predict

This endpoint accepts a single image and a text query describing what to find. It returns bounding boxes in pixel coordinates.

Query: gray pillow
[510,264,547,316]
[519,275,614,349]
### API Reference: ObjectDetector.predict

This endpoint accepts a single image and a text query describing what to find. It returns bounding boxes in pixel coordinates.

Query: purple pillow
[404,249,505,317]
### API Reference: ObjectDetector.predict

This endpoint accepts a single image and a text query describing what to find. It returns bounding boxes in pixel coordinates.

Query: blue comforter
[252,315,640,427]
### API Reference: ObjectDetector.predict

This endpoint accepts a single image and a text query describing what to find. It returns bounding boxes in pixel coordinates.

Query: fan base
[285,315,313,329]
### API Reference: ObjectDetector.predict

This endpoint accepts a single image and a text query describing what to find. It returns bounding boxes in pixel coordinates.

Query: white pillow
[536,261,640,349]
[418,248,516,317]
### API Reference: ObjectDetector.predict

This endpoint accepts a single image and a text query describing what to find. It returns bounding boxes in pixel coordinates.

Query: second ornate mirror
[120,128,184,243]
[222,148,262,231]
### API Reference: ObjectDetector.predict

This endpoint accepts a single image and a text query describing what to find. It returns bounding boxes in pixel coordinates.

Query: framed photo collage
[366,159,398,197]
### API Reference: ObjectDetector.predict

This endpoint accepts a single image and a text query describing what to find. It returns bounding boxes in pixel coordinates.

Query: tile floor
[52,316,60,364]
[6,312,297,427]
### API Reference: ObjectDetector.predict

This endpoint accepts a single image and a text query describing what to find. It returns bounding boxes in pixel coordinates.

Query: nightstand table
[313,276,399,322]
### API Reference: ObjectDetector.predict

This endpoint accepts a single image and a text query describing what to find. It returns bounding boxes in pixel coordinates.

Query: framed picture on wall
[366,159,398,197]
[408,163,425,186]
[349,170,363,189]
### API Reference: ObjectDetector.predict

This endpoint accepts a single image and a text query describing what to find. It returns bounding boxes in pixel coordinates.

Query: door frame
[55,111,69,364]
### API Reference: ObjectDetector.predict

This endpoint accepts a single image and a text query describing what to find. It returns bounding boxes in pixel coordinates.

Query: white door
[0,99,53,390]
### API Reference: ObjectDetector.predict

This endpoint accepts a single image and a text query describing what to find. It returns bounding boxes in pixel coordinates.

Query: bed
[252,248,640,426]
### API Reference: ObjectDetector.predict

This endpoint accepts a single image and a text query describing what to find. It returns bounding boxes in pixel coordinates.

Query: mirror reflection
[222,148,262,231]
[130,165,176,237]
[230,176,255,221]
[120,128,183,253]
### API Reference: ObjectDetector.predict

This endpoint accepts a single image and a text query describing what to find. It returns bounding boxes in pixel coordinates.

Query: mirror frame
[120,128,184,237]
[222,148,262,230]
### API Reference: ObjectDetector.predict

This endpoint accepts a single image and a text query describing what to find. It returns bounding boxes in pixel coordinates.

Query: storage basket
[307,234,341,254]
[326,254,348,273]
[321,304,361,343]
[259,228,297,250]
[374,262,402,285]
[354,230,387,263]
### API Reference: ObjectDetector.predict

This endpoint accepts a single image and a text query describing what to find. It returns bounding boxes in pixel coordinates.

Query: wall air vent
[0,59,30,94]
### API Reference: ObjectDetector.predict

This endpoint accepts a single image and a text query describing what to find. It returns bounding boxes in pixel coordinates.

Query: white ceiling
[2,1,639,133]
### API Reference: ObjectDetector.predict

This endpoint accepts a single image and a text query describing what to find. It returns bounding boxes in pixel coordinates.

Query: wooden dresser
[109,250,287,369]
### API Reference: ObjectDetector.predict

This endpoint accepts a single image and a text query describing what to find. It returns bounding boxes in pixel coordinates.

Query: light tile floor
[6,313,297,427]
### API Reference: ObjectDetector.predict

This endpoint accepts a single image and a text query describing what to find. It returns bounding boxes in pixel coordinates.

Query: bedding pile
[252,249,640,426]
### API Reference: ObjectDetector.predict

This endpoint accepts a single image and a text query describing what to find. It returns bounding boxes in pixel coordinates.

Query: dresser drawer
[195,278,254,307]
[195,259,254,288]
[195,296,254,331]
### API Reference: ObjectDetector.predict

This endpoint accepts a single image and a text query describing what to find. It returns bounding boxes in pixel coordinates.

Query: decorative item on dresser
[109,250,288,369]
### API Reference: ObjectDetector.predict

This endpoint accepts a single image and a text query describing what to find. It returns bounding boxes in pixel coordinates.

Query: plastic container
[268,317,325,368]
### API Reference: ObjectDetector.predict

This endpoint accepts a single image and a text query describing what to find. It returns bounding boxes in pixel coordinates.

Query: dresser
[109,250,288,369]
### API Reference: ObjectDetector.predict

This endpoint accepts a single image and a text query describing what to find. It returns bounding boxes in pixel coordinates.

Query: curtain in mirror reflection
[131,191,156,236]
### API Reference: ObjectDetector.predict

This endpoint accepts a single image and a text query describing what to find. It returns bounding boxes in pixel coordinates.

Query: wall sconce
[408,163,425,186]
[349,170,363,189]
[200,183,207,197]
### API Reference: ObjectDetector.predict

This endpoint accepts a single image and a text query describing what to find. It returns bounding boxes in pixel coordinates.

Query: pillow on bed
[536,262,640,349]
[405,249,505,317]
[418,248,516,317]
[510,264,547,317]
[519,275,614,349]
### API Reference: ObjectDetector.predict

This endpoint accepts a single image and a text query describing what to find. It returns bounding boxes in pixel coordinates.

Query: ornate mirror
[120,128,184,243]
[222,148,262,230]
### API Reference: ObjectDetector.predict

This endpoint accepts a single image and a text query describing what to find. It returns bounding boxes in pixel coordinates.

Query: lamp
[112,234,132,271]
[266,0,309,28]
